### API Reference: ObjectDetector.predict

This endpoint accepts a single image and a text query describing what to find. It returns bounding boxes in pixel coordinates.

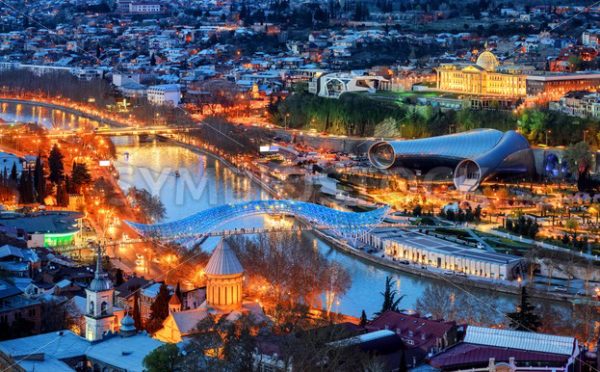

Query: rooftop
[385,231,521,265]
[464,326,576,356]
[0,330,164,372]
[204,239,243,276]
[172,308,209,336]
[0,330,89,362]
[86,333,164,372]
[367,310,456,348]
[429,342,570,369]
[0,211,82,234]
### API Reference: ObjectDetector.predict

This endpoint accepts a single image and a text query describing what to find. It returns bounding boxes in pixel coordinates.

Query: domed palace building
[435,51,531,97]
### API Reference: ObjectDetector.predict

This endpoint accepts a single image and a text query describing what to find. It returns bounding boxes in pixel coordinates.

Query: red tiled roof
[366,310,456,349]
[429,343,569,370]
[168,293,181,305]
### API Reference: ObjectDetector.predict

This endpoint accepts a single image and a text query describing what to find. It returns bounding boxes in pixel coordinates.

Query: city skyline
[0,1,598,371]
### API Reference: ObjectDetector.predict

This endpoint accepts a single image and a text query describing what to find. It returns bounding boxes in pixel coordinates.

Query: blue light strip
[125,200,389,239]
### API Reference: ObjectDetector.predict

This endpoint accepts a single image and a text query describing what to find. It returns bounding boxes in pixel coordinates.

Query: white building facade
[147,84,181,106]
[366,229,522,280]
[549,91,600,118]
[310,72,390,98]
[129,2,162,14]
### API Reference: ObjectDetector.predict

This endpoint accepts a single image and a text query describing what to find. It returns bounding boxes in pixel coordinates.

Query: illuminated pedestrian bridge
[126,200,389,240]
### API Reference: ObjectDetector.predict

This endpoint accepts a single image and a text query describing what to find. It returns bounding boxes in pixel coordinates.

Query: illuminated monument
[435,51,529,97]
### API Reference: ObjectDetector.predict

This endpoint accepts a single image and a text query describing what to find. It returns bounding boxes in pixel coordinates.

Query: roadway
[0,97,129,127]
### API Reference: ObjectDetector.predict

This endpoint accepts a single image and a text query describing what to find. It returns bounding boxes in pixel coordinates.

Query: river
[0,101,99,130]
[0,102,523,320]
[110,136,517,318]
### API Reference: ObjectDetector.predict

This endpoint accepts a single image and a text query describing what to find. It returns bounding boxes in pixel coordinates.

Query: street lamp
[284,113,290,130]
[545,129,551,146]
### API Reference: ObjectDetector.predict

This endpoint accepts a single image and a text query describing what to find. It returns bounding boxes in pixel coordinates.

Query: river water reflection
[1,103,525,320]
[111,136,518,318]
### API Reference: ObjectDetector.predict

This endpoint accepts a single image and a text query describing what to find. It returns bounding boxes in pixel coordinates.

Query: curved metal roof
[204,239,243,276]
[371,129,505,164]
[368,129,534,192]
[126,200,389,239]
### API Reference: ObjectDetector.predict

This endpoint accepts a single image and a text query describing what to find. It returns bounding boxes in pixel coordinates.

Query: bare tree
[226,232,351,311]
[416,283,501,326]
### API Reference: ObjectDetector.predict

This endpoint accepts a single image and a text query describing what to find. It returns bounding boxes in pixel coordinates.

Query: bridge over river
[0,97,198,136]
[126,200,390,242]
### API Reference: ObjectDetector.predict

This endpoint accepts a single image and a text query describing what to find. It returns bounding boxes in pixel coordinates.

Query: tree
[128,187,166,223]
[146,283,170,334]
[416,283,457,321]
[174,282,182,302]
[40,299,76,333]
[412,205,422,217]
[566,218,579,237]
[9,163,17,183]
[568,55,582,71]
[267,95,278,117]
[474,205,482,220]
[56,180,69,207]
[33,155,45,204]
[115,268,124,286]
[18,170,34,204]
[398,350,408,372]
[221,315,257,371]
[374,117,399,138]
[132,291,143,331]
[71,162,92,193]
[563,141,593,190]
[353,1,369,21]
[143,343,183,372]
[517,110,548,143]
[48,144,64,184]
[416,283,497,325]
[506,287,542,332]
[181,315,226,370]
[226,233,351,311]
[359,310,368,327]
[376,276,404,316]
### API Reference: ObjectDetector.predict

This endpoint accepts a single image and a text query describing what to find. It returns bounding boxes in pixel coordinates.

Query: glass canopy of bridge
[126,200,389,239]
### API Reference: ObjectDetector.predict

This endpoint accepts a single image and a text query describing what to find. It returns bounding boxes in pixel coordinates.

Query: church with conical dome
[154,239,265,343]
[204,239,244,312]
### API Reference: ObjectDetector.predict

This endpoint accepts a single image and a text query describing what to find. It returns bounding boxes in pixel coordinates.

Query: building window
[89,301,94,314]
[101,301,108,316]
